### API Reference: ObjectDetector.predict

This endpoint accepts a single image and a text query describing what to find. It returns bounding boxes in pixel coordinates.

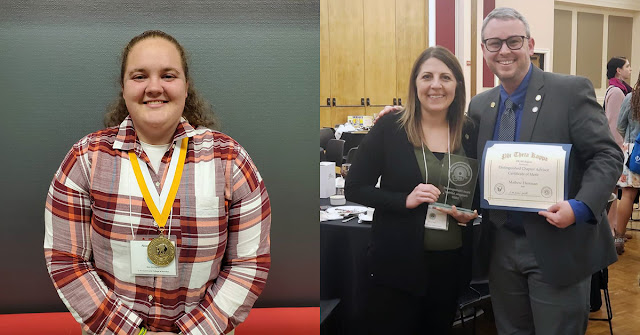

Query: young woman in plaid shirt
[44,30,271,335]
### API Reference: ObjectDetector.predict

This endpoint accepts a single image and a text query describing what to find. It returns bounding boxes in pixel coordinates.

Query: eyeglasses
[482,35,529,52]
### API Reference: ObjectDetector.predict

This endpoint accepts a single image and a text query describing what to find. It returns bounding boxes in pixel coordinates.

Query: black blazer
[345,113,478,294]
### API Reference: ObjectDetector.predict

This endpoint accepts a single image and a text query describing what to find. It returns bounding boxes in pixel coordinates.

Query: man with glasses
[469,7,622,334]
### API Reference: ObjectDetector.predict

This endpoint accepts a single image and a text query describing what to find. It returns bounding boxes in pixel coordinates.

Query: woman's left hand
[435,205,478,226]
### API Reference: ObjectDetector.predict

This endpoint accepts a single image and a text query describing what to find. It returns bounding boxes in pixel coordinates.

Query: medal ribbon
[128,137,188,229]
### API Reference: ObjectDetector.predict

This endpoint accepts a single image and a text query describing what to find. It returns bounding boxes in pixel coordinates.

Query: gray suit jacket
[469,66,622,286]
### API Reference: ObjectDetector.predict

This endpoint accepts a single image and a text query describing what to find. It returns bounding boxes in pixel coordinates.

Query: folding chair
[346,146,358,164]
[320,127,335,150]
[325,139,345,167]
[588,268,613,335]
[456,280,491,335]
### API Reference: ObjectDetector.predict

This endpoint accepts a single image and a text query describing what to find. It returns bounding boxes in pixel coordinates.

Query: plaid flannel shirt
[44,116,271,334]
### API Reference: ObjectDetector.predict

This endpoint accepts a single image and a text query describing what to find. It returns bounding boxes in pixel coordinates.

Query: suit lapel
[478,88,501,152]
[519,67,545,142]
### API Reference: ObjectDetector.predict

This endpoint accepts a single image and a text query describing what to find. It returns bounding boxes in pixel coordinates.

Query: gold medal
[129,138,188,269]
[147,234,175,266]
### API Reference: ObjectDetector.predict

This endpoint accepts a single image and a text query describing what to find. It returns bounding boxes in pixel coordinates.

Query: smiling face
[481,18,535,93]
[122,37,188,144]
[415,57,457,116]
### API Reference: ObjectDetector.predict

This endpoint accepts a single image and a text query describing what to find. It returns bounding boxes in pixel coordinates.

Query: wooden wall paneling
[328,0,365,108]
[320,0,331,107]
[333,107,366,126]
[320,108,332,128]
[322,0,429,123]
[364,0,397,108]
[320,0,332,127]
[395,0,428,106]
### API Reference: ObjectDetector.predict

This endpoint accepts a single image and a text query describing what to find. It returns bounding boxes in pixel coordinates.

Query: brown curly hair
[633,73,640,121]
[104,30,218,129]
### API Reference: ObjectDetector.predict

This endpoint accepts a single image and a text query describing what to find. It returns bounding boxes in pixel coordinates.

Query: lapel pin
[532,107,539,113]
[465,134,469,140]
[535,95,542,101]
[490,102,496,108]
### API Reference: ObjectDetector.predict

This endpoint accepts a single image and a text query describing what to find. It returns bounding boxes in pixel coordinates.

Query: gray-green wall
[0,1,319,313]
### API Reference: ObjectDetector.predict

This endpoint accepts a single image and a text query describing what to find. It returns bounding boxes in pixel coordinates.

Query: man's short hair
[481,7,531,40]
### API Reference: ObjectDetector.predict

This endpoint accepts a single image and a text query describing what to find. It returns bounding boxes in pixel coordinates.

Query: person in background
[346,46,478,334]
[589,56,631,313]
[616,72,640,257]
[604,57,632,254]
[44,30,270,335]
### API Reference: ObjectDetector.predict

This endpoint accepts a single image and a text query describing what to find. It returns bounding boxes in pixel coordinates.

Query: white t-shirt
[140,141,171,172]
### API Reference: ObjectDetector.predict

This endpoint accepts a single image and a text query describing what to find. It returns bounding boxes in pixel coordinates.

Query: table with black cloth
[320,198,371,334]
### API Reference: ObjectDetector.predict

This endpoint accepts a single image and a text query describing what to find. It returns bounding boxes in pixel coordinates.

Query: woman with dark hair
[616,72,640,257]
[604,56,632,254]
[44,30,270,335]
[345,46,478,334]
[606,57,632,94]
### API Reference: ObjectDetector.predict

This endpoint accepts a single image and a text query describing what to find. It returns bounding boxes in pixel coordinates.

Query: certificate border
[480,141,572,212]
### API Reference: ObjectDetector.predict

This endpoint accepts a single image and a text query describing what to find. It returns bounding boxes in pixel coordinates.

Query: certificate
[480,141,571,212]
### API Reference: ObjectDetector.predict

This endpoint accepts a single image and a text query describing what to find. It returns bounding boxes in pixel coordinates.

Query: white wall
[497,0,555,70]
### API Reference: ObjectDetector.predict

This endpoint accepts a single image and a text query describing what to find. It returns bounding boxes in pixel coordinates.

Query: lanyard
[421,125,451,204]
[128,137,188,230]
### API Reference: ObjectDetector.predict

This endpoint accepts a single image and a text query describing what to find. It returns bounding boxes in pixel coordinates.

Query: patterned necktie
[493,98,516,228]
[498,98,516,141]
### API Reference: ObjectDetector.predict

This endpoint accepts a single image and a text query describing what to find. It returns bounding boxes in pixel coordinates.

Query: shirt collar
[500,64,533,109]
[113,116,196,152]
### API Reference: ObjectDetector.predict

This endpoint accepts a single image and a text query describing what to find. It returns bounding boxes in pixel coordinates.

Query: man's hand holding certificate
[480,141,571,212]
[538,200,577,228]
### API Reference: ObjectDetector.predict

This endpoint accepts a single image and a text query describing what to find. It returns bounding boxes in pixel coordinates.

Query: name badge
[130,237,178,276]
[425,203,449,230]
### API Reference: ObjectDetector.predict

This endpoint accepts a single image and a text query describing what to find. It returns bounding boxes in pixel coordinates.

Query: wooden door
[395,0,428,107]
[328,0,365,109]
[320,0,332,127]
[320,0,331,108]
[364,0,396,109]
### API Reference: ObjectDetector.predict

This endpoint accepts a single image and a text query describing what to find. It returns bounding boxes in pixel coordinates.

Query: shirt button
[148,295,153,302]
[155,181,160,187]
